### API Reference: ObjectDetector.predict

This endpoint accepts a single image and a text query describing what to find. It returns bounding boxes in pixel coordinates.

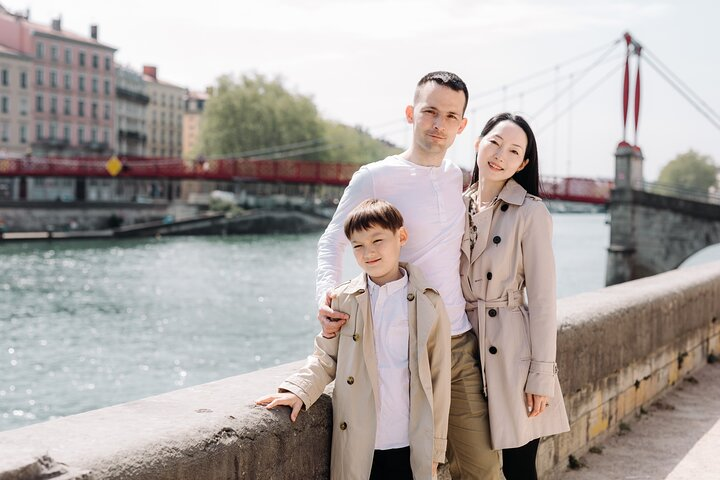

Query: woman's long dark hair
[470,113,541,197]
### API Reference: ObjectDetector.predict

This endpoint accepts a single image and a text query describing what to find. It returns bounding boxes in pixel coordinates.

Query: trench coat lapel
[356,286,381,412]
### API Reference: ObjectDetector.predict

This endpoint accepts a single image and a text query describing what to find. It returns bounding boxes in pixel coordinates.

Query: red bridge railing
[0,156,613,203]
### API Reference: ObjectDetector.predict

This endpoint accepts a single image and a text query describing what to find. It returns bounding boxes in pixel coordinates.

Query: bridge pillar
[606,143,644,286]
[606,143,720,286]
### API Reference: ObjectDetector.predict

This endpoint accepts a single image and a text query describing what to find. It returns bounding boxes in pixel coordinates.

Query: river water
[1,213,719,432]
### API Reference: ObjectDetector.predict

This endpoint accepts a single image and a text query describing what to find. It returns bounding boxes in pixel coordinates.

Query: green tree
[198,73,327,160]
[196,73,400,164]
[657,150,717,192]
[322,122,401,164]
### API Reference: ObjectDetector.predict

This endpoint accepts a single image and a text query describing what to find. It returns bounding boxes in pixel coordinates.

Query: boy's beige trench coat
[280,263,451,480]
[460,179,570,450]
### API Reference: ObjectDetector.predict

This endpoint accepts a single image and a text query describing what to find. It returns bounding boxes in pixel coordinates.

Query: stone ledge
[1,261,719,479]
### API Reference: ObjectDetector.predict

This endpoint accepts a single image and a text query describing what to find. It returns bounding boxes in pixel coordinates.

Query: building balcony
[116,87,150,105]
[118,129,148,143]
[33,138,70,149]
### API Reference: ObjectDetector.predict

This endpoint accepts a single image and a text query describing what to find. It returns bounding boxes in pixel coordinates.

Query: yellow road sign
[106,155,123,177]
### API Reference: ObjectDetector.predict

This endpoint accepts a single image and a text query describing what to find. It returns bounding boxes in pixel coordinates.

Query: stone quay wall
[1,261,718,479]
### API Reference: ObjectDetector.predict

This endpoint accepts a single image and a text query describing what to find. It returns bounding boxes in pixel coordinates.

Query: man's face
[406,82,468,155]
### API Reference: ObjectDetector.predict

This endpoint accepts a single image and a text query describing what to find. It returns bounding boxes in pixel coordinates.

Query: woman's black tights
[502,438,540,480]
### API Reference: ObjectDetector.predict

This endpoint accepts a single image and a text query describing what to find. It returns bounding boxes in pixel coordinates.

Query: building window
[19,97,27,115]
[65,48,72,64]
[36,122,43,140]
[51,45,58,61]
[49,122,57,139]
[20,71,27,89]
[92,54,99,69]
[105,56,111,71]
[78,126,84,143]
[79,51,86,67]
[64,97,71,115]
[36,68,44,86]
[64,72,71,90]
[79,75,85,92]
[50,70,58,88]
[92,77,98,94]
[20,124,27,143]
[63,124,71,141]
[36,42,44,59]
[50,96,57,114]
[0,97,7,114]
[104,103,110,120]
[1,69,7,86]
[1,123,9,143]
[36,94,43,113]
[104,79,110,95]
[103,128,109,144]
[91,102,98,119]
[78,100,85,117]
[91,127,97,142]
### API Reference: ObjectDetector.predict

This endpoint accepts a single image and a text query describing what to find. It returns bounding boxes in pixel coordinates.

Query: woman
[460,113,569,479]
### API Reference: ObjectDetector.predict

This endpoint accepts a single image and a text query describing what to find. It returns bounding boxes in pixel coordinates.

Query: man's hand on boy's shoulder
[255,391,305,422]
[318,289,348,339]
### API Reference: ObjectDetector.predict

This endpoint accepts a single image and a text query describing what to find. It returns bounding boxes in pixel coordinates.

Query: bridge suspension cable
[467,37,624,103]
[641,51,720,131]
[536,60,625,135]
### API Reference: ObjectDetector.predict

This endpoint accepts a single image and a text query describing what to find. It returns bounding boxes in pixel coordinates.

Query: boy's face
[350,224,408,286]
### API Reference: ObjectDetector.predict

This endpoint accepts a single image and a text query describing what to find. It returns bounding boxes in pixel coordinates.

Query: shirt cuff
[278,380,313,409]
[524,360,557,397]
[433,438,447,464]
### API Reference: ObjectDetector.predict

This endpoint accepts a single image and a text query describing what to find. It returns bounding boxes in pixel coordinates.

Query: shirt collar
[367,267,408,297]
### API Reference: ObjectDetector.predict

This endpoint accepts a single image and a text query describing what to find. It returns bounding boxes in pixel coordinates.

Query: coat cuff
[278,380,314,409]
[433,438,447,463]
[524,360,557,397]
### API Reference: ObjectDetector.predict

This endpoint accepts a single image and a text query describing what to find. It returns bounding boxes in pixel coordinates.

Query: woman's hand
[525,393,549,417]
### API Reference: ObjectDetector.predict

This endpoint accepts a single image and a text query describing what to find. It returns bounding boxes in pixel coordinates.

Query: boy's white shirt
[367,269,410,450]
[316,155,472,335]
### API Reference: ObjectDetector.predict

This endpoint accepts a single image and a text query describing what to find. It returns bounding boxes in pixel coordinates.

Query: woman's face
[475,120,529,182]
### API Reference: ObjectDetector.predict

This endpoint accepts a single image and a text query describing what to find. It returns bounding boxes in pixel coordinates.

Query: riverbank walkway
[559,362,720,479]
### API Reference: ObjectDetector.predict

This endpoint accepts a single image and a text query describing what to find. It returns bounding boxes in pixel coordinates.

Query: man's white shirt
[316,155,472,336]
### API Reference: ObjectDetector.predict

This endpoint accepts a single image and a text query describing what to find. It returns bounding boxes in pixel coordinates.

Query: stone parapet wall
[1,261,719,479]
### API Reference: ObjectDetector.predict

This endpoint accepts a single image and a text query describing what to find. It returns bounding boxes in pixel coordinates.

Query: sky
[3,0,719,180]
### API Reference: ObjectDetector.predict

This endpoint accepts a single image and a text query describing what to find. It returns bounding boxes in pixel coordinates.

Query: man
[316,71,501,479]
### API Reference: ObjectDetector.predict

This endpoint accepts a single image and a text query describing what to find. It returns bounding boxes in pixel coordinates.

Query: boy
[256,199,451,480]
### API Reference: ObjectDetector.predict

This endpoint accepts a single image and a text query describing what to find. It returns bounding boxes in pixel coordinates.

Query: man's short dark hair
[416,71,469,115]
[344,199,404,239]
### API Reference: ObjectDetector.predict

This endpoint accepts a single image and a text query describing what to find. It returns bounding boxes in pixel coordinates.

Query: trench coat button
[357,289,365,294]
[352,334,359,342]
[489,346,498,354]
[500,204,509,212]
[339,422,347,430]
[347,376,354,385]
[493,235,501,244]
[486,272,492,280]
[407,293,415,301]
[488,308,497,317]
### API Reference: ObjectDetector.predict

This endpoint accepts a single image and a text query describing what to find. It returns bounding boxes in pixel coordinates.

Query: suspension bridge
[0,32,717,209]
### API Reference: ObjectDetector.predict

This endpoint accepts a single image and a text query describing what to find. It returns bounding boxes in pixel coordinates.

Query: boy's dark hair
[343,199,404,239]
[416,71,469,115]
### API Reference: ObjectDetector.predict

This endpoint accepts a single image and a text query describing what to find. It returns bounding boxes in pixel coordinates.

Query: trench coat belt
[465,290,524,397]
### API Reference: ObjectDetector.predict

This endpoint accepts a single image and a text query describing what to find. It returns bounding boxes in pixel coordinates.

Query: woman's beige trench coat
[280,263,451,480]
[460,178,570,450]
